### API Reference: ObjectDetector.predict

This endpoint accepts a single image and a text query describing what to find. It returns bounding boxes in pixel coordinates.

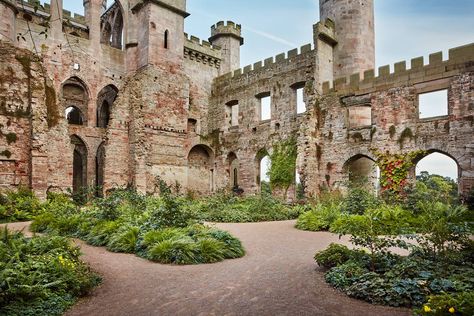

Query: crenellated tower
[319,0,375,79]
[209,21,244,75]
[0,0,17,43]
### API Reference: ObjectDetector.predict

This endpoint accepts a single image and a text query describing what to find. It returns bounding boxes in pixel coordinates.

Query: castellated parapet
[322,43,474,95]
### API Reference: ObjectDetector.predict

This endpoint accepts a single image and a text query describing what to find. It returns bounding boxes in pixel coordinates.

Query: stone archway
[227,152,239,189]
[187,145,215,195]
[343,154,379,192]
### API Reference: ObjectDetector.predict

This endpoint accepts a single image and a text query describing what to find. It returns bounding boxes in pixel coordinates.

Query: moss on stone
[370,127,377,141]
[389,125,396,138]
[6,133,17,144]
[398,127,414,148]
[45,82,59,128]
[0,150,12,158]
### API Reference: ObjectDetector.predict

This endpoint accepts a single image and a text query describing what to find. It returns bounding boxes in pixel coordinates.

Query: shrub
[0,228,100,315]
[107,226,140,253]
[147,236,199,264]
[415,291,474,316]
[314,243,353,269]
[0,187,43,223]
[325,261,369,289]
[342,187,380,215]
[296,202,341,231]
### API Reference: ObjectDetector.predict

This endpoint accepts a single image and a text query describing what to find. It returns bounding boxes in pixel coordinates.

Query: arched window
[70,135,88,195]
[100,1,124,50]
[416,152,458,182]
[65,106,84,125]
[62,77,89,125]
[96,142,106,197]
[164,30,169,49]
[96,85,118,128]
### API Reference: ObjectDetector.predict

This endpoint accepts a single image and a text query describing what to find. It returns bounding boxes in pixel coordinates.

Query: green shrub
[296,202,341,231]
[196,238,226,263]
[415,291,474,316]
[208,229,245,258]
[147,236,198,264]
[107,226,140,253]
[314,243,353,269]
[0,187,43,223]
[325,261,369,289]
[84,221,121,246]
[0,228,100,315]
[342,187,380,215]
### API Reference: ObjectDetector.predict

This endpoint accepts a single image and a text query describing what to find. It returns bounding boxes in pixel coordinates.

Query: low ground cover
[0,228,100,316]
[307,174,474,315]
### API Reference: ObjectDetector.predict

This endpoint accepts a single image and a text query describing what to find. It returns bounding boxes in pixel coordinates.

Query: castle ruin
[0,0,473,199]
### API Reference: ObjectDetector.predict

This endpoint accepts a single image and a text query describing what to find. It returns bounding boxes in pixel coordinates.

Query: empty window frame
[257,93,271,121]
[296,88,306,114]
[418,89,448,119]
[226,101,239,127]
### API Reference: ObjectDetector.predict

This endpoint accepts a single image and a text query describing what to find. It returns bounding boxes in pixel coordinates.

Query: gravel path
[3,221,410,316]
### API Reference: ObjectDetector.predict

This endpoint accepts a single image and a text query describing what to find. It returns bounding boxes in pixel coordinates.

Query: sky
[55,0,472,180]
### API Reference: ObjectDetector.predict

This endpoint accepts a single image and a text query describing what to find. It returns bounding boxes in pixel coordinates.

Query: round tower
[0,0,18,43]
[319,0,375,78]
[209,21,244,75]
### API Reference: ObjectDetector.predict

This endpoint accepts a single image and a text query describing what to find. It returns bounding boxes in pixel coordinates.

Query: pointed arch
[97,84,118,128]
[70,135,88,194]
[96,142,106,197]
[187,145,215,194]
[62,77,90,125]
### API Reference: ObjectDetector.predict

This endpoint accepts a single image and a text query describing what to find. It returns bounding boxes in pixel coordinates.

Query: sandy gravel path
[2,220,410,316]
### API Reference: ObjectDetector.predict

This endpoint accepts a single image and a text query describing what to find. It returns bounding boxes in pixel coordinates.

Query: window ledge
[419,115,450,122]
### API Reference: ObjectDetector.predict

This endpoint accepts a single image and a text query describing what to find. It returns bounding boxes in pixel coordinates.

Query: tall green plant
[268,137,297,198]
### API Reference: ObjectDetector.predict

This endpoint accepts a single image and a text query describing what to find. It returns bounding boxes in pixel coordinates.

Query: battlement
[209,21,243,45]
[18,0,87,25]
[322,43,474,95]
[184,33,222,68]
[215,43,314,82]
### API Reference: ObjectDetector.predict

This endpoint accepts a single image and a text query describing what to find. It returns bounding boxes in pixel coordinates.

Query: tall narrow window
[258,94,271,121]
[164,30,169,49]
[419,90,448,119]
[226,100,239,127]
[296,88,306,114]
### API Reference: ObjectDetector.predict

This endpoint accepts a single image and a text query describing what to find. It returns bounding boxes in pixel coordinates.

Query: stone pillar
[0,0,17,43]
[83,0,101,48]
[209,21,244,76]
[319,0,375,79]
[49,0,63,39]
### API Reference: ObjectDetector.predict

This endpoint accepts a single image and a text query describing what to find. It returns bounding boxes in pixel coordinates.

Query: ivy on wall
[372,149,425,196]
[268,137,297,196]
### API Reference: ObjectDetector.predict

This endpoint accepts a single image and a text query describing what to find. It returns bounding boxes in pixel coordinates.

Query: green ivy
[268,137,297,196]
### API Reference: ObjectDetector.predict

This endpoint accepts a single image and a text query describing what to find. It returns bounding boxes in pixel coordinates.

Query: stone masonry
[0,0,472,199]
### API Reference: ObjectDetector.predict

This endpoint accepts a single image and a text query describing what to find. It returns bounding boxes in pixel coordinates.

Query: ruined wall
[302,43,474,196]
[210,45,316,195]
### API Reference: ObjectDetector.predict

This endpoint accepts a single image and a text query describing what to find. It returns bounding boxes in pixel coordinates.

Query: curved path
[4,221,409,316]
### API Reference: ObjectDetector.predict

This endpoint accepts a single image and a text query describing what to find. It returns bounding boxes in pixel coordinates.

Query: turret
[0,0,18,43]
[319,0,375,78]
[209,21,244,75]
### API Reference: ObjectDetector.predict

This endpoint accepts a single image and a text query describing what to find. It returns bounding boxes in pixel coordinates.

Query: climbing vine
[372,149,425,196]
[268,137,297,196]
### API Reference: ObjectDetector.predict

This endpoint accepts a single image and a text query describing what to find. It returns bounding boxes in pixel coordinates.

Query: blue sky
[56,0,472,180]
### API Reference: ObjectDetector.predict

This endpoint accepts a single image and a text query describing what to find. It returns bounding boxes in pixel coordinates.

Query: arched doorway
[256,148,271,193]
[71,135,88,194]
[227,152,239,189]
[65,106,84,125]
[97,85,118,128]
[96,142,106,197]
[414,150,459,197]
[187,145,215,195]
[343,154,380,192]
